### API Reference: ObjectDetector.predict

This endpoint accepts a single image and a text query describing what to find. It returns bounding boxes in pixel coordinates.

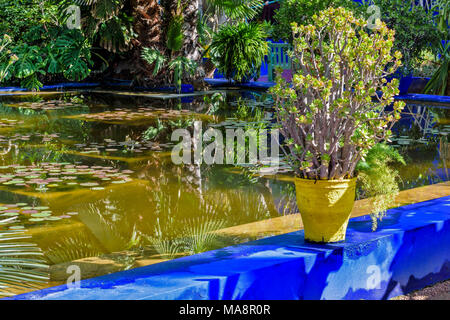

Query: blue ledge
[0,82,195,94]
[103,81,195,93]
[204,78,276,90]
[395,93,450,106]
[8,196,450,300]
[0,83,101,92]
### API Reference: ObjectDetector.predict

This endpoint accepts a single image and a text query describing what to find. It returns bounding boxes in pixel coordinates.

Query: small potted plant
[270,7,405,243]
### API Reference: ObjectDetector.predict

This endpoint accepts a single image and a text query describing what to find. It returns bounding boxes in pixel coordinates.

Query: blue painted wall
[9,196,450,300]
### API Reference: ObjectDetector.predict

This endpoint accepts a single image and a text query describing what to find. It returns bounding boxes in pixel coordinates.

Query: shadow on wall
[195,198,450,300]
[194,236,345,299]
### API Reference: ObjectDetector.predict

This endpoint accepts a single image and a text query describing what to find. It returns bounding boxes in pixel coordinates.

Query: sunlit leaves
[270,7,405,180]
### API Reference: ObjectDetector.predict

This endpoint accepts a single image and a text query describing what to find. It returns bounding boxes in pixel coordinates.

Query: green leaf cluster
[210,22,268,82]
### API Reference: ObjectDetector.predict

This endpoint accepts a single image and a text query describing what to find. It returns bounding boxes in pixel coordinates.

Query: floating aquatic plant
[0,162,133,193]
[5,100,81,111]
[73,138,173,156]
[67,107,195,123]
[0,118,24,128]
[0,202,75,225]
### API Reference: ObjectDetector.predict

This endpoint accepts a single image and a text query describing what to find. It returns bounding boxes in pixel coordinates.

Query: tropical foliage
[356,143,405,231]
[0,0,207,89]
[0,0,93,89]
[210,22,268,82]
[358,0,443,74]
[424,0,450,95]
[270,7,405,180]
[271,0,359,42]
[424,41,450,95]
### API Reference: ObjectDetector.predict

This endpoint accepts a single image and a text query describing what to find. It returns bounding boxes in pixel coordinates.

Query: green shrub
[356,143,405,231]
[271,0,361,42]
[210,22,268,82]
[0,28,93,90]
[0,0,93,90]
[270,7,405,180]
[359,0,443,74]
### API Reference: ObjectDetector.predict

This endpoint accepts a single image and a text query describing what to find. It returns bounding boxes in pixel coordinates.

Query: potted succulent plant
[270,7,405,243]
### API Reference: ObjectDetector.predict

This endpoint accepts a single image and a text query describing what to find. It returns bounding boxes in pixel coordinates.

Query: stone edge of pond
[7,195,450,300]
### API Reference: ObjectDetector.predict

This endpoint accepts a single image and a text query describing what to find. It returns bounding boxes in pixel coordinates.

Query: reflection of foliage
[142,119,165,141]
[181,217,226,254]
[277,183,297,215]
[439,135,449,181]
[204,92,225,115]
[233,98,264,122]
[146,216,226,258]
[44,231,103,265]
[356,144,405,231]
[82,202,140,253]
[12,143,69,166]
[142,117,194,143]
[146,216,183,259]
[0,217,48,297]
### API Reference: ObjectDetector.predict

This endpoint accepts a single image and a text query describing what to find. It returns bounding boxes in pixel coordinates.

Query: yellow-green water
[0,91,448,295]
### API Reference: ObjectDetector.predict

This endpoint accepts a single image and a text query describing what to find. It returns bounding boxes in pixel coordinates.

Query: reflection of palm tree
[43,231,103,265]
[146,213,226,258]
[182,216,226,254]
[78,201,139,253]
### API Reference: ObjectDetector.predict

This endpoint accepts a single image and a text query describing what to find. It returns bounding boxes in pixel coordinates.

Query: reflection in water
[0,92,448,295]
[391,104,449,189]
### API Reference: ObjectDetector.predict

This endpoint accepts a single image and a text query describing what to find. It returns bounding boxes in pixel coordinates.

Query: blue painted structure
[9,196,450,300]
[204,78,275,90]
[0,82,195,94]
[0,83,100,92]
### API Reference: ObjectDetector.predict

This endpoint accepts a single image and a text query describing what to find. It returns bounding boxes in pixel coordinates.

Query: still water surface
[0,90,448,293]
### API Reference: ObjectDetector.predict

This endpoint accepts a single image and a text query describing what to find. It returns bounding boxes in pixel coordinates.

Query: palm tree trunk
[129,0,167,85]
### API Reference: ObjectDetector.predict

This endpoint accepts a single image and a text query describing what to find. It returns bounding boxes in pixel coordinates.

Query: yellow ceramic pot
[294,177,357,243]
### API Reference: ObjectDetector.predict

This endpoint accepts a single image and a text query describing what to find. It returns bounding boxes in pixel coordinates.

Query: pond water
[0,90,448,294]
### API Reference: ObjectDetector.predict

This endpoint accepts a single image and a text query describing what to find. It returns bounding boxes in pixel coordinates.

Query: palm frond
[0,218,49,297]
[181,217,226,254]
[44,231,103,265]
[97,17,132,53]
[206,0,264,21]
[91,0,125,21]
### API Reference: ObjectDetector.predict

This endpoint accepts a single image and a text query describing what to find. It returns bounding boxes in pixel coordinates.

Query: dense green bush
[271,0,360,42]
[358,0,443,74]
[210,22,268,82]
[0,0,93,89]
[0,28,93,90]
